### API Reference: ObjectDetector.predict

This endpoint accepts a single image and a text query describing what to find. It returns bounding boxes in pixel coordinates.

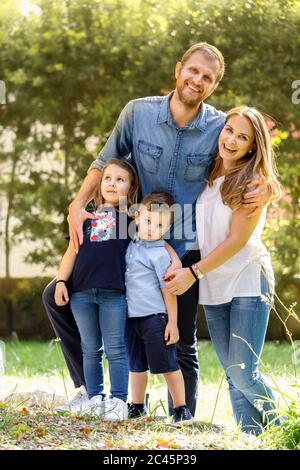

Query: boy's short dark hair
[141,191,175,223]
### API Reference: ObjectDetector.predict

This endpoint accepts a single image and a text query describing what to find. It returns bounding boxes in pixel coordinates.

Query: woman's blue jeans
[203,272,280,435]
[70,288,129,401]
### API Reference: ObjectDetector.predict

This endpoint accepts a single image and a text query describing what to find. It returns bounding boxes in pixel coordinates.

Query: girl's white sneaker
[88,395,106,417]
[103,397,128,421]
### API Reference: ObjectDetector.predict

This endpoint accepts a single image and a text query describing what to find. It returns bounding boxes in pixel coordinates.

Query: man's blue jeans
[203,272,280,435]
[71,288,128,401]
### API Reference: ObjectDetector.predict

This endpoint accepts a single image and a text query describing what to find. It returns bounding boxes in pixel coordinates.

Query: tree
[0,0,299,319]
[0,0,42,335]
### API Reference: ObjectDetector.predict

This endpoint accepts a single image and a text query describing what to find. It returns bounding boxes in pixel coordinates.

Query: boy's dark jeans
[42,249,200,416]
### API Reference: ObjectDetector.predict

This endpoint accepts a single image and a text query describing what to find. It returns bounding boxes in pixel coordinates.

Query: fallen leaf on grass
[72,413,87,420]
[81,427,92,436]
[34,427,47,438]
[105,442,115,449]
[156,437,182,449]
[50,438,62,445]
[169,442,182,449]
[145,417,155,422]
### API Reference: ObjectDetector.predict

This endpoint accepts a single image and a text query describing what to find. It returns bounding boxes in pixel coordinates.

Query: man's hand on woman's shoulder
[242,176,271,217]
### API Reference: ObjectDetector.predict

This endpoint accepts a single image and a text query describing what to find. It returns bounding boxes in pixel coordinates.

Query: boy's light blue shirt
[90,93,226,259]
[125,238,171,318]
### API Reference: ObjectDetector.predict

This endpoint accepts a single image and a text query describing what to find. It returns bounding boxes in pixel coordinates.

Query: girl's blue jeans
[203,272,281,435]
[70,288,128,401]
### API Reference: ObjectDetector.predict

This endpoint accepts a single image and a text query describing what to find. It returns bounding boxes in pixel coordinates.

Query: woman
[165,106,281,435]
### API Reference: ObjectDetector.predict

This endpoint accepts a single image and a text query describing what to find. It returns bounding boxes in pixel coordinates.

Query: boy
[125,192,193,426]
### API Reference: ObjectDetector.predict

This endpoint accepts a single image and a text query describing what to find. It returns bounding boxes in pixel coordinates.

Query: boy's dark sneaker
[128,402,148,419]
[172,405,194,426]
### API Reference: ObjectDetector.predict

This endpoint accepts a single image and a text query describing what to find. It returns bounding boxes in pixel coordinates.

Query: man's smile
[186,83,201,93]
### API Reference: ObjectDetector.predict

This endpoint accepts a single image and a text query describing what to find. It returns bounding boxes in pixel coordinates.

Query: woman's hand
[164,267,196,295]
[164,260,182,281]
[54,283,69,306]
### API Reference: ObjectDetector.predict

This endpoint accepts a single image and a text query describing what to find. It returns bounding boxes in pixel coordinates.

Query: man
[43,42,270,416]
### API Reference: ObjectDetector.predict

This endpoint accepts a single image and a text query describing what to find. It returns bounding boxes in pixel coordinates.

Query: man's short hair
[181,42,225,82]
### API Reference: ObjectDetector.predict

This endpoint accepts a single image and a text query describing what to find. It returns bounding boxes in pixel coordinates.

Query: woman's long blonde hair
[209,106,282,210]
[93,158,140,211]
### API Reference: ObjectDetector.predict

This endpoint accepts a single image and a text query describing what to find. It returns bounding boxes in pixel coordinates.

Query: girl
[54,158,138,421]
[165,106,282,435]
[55,158,180,421]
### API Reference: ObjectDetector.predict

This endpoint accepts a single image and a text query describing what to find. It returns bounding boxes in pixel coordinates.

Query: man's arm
[242,177,272,217]
[68,169,102,253]
[68,101,134,252]
[89,100,134,172]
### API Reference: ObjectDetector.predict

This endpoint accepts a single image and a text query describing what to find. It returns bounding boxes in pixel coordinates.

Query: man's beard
[176,83,202,108]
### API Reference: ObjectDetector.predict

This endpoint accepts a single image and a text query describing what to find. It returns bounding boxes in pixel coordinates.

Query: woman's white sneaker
[103,398,128,421]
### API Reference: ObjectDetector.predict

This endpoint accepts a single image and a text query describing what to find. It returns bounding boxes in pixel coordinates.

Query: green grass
[0,339,299,450]
[4,339,65,377]
[2,339,297,426]
[3,339,295,381]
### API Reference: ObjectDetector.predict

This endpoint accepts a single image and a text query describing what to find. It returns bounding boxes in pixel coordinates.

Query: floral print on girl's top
[90,211,116,242]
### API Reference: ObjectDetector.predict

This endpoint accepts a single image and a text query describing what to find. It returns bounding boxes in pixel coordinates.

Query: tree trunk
[3,150,18,337]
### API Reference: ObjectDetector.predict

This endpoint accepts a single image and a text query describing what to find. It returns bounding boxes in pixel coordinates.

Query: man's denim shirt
[90,93,226,259]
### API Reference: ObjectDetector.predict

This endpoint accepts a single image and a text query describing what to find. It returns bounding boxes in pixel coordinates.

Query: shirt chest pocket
[138,140,163,174]
[184,154,212,182]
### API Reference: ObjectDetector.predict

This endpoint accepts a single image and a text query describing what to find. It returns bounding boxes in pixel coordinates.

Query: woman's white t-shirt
[196,176,274,305]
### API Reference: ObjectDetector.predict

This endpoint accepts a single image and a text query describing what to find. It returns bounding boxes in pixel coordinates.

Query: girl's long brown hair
[209,106,282,210]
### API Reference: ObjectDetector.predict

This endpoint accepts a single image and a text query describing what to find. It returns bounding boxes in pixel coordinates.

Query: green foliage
[0,0,299,304]
[0,277,54,339]
[262,398,300,450]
